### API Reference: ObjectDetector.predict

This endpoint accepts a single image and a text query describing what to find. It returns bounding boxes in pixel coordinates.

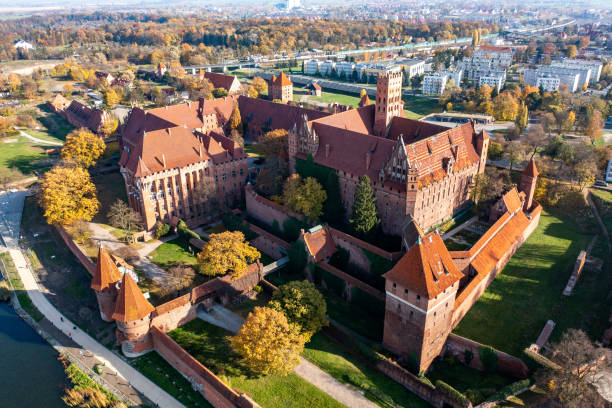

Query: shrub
[329,247,350,270]
[177,220,200,242]
[478,345,498,373]
[282,216,306,242]
[269,280,327,336]
[154,221,170,239]
[288,240,308,274]
[486,378,531,402]
[435,380,471,407]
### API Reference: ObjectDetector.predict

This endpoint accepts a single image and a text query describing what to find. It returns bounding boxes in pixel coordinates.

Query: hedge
[478,345,498,372]
[434,380,471,407]
[177,220,200,242]
[485,378,531,402]
[314,265,346,297]
[350,286,384,319]
[523,348,562,372]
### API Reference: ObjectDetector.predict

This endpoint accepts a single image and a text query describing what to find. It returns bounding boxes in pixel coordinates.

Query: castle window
[416,295,421,303]
[397,304,400,311]
[223,173,227,181]
[404,289,408,295]
[239,168,244,175]
[392,282,396,290]
[410,311,414,318]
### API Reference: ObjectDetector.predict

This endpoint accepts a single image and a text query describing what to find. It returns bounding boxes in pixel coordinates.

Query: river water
[0,302,68,408]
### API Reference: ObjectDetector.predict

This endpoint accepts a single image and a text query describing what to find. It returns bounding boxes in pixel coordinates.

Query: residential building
[304,59,322,75]
[48,95,112,135]
[474,45,514,67]
[478,72,505,92]
[335,61,355,79]
[422,72,449,95]
[320,60,336,77]
[523,66,583,92]
[553,59,603,84]
[396,58,426,78]
[200,71,242,94]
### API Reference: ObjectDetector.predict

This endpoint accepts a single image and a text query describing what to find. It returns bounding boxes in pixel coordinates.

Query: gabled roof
[523,158,539,178]
[383,232,463,298]
[204,72,240,91]
[270,71,292,87]
[302,225,337,262]
[358,94,371,107]
[238,95,328,132]
[501,187,522,214]
[112,273,154,322]
[311,104,375,135]
[91,247,122,291]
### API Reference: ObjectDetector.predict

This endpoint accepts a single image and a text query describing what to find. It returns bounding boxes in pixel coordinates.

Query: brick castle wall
[444,333,528,379]
[151,327,260,408]
[247,223,290,260]
[56,227,96,275]
[151,293,198,333]
[245,184,302,231]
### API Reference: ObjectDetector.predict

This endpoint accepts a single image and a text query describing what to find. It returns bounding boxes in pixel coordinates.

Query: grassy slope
[0,136,51,175]
[169,319,344,408]
[590,189,612,235]
[403,97,441,120]
[454,210,606,356]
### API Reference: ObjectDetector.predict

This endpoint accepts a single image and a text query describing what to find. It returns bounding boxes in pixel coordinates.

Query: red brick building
[268,72,293,103]
[288,66,489,235]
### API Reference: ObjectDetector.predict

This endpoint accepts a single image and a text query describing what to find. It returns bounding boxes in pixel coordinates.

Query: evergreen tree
[350,175,379,235]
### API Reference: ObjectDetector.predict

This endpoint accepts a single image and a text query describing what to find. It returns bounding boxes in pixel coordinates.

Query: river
[0,302,68,408]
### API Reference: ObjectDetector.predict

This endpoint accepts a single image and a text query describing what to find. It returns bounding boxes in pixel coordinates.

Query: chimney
[366,151,372,169]
[325,144,330,158]
[162,154,166,168]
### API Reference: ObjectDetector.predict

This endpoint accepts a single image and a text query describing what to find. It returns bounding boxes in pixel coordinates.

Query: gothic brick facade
[288,66,488,235]
[268,72,293,103]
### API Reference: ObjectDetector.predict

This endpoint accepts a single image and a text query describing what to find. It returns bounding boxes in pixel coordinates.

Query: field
[0,136,55,176]
[403,97,442,119]
[454,210,608,357]
[168,319,344,408]
[293,85,361,106]
[149,237,199,268]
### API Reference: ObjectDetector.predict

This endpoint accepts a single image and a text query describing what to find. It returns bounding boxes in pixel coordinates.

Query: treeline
[0,13,497,61]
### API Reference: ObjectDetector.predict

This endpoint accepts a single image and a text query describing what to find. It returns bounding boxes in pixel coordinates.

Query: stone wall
[248,223,290,260]
[329,227,402,273]
[56,227,96,275]
[151,293,198,333]
[150,327,261,408]
[245,184,302,231]
[444,333,528,379]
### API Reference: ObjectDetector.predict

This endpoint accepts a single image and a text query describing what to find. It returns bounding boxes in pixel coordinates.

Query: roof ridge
[91,247,122,291]
[112,273,154,322]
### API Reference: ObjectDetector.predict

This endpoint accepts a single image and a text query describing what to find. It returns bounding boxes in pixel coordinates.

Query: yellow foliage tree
[251,77,268,96]
[101,119,118,138]
[39,165,99,226]
[7,73,21,94]
[229,104,241,131]
[196,231,260,279]
[61,129,106,168]
[231,306,306,376]
[104,89,120,108]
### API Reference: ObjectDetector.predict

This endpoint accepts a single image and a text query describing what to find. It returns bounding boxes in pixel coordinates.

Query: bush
[523,348,561,372]
[288,240,308,274]
[315,266,346,297]
[329,247,350,270]
[435,380,471,407]
[486,378,531,402]
[478,345,498,373]
[177,220,200,242]
[154,221,170,239]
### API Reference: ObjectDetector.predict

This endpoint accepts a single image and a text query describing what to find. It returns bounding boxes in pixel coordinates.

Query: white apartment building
[422,72,449,95]
[474,45,513,67]
[457,57,495,80]
[304,59,322,75]
[335,61,355,79]
[535,75,561,92]
[552,59,603,84]
[320,60,336,77]
[396,58,425,78]
[479,74,504,92]
[524,66,584,92]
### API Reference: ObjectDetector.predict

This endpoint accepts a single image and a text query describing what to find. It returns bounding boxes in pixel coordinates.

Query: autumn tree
[103,88,120,108]
[282,175,327,220]
[255,129,288,158]
[62,83,75,97]
[192,177,220,215]
[7,73,21,94]
[493,92,519,121]
[63,386,113,408]
[61,129,106,168]
[231,306,306,376]
[566,44,577,58]
[350,175,379,236]
[269,280,327,337]
[250,76,268,97]
[107,199,143,242]
[504,141,524,172]
[522,124,547,159]
[101,119,118,138]
[39,165,99,225]
[197,231,260,278]
[229,104,242,132]
[535,329,607,408]
[586,111,604,142]
[469,173,489,206]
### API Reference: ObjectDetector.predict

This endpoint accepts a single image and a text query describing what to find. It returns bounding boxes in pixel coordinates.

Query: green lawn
[0,136,54,176]
[426,357,514,404]
[243,144,262,157]
[131,352,213,408]
[169,319,344,408]
[454,211,605,356]
[0,252,44,321]
[303,333,429,408]
[590,189,612,235]
[403,97,441,120]
[149,238,198,268]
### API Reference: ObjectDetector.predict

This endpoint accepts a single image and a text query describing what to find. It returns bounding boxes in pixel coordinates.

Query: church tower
[91,248,122,322]
[520,158,538,211]
[374,66,404,137]
[382,232,463,372]
[112,273,155,357]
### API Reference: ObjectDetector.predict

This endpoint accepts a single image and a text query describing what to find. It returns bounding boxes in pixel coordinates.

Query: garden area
[168,319,345,408]
[454,210,608,357]
[149,237,199,268]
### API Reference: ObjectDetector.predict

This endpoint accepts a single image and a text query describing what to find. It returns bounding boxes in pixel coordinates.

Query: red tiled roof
[302,225,337,262]
[270,72,292,87]
[204,72,240,92]
[383,232,463,298]
[238,95,328,133]
[478,45,512,52]
[523,158,539,178]
[91,248,122,291]
[312,104,375,135]
[502,187,523,214]
[112,273,155,322]
[358,94,371,107]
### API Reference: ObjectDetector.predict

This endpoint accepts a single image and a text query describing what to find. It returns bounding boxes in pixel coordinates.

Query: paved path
[0,190,27,248]
[442,215,478,240]
[202,303,377,408]
[19,129,63,146]
[8,248,185,408]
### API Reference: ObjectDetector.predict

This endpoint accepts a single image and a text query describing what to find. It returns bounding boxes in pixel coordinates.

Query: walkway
[200,303,378,408]
[19,129,63,146]
[8,248,185,408]
[0,190,27,248]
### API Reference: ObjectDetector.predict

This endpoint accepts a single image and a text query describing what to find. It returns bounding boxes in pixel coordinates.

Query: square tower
[382,231,463,372]
[374,66,404,137]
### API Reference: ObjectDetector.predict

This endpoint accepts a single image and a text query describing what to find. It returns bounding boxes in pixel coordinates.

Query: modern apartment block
[474,45,513,67]
[523,66,585,92]
[422,69,463,95]
[551,59,603,84]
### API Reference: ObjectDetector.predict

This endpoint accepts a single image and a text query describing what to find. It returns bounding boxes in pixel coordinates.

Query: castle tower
[374,66,404,137]
[475,129,490,174]
[91,247,122,322]
[112,273,155,357]
[382,232,463,372]
[268,72,293,103]
[520,158,538,211]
